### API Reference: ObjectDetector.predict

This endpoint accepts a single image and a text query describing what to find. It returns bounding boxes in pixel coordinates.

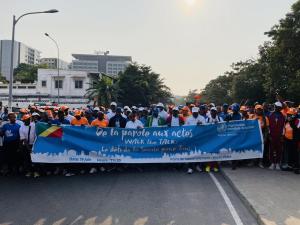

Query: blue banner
[32,120,263,163]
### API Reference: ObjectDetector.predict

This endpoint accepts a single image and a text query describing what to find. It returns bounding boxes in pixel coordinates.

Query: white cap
[93,107,100,111]
[274,101,283,107]
[192,107,199,113]
[173,107,179,111]
[127,109,132,113]
[209,103,215,107]
[110,102,117,106]
[124,106,130,110]
[157,102,164,107]
[138,107,144,111]
[132,106,137,110]
[210,107,217,111]
[32,112,40,116]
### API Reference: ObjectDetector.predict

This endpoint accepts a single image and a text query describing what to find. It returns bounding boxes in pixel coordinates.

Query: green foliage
[85,74,118,107]
[85,63,172,106]
[202,0,300,104]
[14,63,48,83]
[186,89,200,103]
[0,73,8,83]
[116,63,173,106]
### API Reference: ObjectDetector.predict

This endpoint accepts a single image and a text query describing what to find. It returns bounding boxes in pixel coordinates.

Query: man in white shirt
[19,114,40,178]
[157,102,168,120]
[206,107,224,124]
[61,106,74,123]
[185,107,206,126]
[107,102,117,120]
[205,107,223,173]
[184,107,206,174]
[125,112,144,129]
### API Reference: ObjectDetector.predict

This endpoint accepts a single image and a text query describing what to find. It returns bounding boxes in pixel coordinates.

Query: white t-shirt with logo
[125,120,144,129]
[185,115,206,126]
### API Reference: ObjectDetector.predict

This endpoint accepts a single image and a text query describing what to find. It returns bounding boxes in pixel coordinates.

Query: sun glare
[185,0,196,6]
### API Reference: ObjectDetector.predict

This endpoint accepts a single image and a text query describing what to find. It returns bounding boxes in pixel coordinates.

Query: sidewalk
[222,167,300,225]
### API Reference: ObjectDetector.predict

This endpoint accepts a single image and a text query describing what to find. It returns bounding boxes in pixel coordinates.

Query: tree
[85,74,118,107]
[202,0,300,104]
[0,73,8,83]
[116,63,172,106]
[202,74,233,105]
[185,89,201,103]
[14,63,48,83]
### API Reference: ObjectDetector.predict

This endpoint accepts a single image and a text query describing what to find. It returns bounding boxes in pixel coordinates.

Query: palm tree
[85,74,118,107]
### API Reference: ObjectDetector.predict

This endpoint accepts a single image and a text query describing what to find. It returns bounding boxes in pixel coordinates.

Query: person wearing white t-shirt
[19,114,39,178]
[185,107,206,174]
[205,107,223,173]
[206,107,224,124]
[185,107,206,126]
[125,113,144,129]
[157,102,168,120]
[107,102,117,120]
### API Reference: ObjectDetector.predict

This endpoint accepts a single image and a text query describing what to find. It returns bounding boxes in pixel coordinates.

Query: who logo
[217,123,228,133]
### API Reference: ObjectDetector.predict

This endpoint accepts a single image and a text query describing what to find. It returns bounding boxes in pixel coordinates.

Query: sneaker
[187,168,193,174]
[259,162,264,169]
[33,172,40,178]
[269,163,275,170]
[281,164,288,170]
[205,165,211,173]
[65,172,75,177]
[275,164,281,170]
[100,166,106,172]
[89,167,97,174]
[195,165,202,172]
[53,167,60,175]
[213,167,219,172]
[46,171,52,176]
[25,172,32,178]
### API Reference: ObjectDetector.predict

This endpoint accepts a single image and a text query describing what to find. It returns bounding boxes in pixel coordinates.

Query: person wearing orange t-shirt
[253,105,270,168]
[282,108,299,172]
[91,111,108,128]
[71,110,89,126]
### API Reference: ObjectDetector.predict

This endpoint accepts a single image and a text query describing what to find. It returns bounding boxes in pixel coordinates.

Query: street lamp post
[8,9,58,110]
[45,33,60,104]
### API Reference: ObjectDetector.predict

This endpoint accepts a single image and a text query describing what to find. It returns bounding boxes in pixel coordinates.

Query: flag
[36,123,63,138]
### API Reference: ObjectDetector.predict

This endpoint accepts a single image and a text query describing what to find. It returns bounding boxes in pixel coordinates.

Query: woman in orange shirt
[282,108,299,172]
[91,111,108,128]
[71,110,89,126]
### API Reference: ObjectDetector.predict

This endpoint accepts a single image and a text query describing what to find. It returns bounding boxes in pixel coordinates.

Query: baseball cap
[274,102,283,107]
[192,107,199,113]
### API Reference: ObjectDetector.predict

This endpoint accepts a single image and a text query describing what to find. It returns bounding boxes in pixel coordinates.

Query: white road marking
[209,173,244,225]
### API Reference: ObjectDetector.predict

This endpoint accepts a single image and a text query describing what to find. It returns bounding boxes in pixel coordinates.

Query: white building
[0,40,41,80]
[0,69,97,108]
[69,53,132,76]
[40,58,69,70]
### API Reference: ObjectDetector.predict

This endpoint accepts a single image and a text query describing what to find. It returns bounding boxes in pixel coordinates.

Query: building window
[41,80,47,87]
[55,80,63,89]
[75,80,83,89]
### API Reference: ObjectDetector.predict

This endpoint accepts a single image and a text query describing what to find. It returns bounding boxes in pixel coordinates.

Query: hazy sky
[0,0,296,95]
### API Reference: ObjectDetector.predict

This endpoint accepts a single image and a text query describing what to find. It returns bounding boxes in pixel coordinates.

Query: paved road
[0,169,257,225]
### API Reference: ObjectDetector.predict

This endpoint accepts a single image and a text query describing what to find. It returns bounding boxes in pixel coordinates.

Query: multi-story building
[40,58,69,70]
[69,53,132,76]
[0,69,99,108]
[0,40,41,80]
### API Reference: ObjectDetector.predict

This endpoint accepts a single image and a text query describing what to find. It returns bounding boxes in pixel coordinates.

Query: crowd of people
[0,100,299,178]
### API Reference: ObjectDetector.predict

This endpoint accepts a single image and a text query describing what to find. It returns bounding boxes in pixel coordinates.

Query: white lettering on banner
[121,129,150,141]
[96,128,108,137]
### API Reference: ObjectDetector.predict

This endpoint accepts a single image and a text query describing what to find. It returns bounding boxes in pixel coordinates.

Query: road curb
[220,169,266,225]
